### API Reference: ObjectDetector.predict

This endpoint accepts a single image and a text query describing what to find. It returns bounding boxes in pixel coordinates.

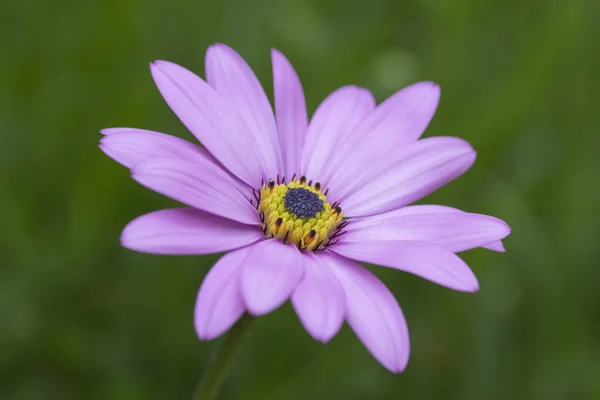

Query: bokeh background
[2,0,599,398]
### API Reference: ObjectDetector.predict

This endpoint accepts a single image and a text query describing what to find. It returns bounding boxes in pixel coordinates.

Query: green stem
[192,314,254,400]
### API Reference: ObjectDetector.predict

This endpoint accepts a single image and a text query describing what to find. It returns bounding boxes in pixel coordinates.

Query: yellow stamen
[258,177,343,251]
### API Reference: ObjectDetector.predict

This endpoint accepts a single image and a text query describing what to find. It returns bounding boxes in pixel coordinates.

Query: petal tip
[469,279,480,293]
[206,43,234,58]
[194,322,220,341]
[245,304,270,317]
[119,222,137,250]
[150,60,177,75]
[271,48,283,58]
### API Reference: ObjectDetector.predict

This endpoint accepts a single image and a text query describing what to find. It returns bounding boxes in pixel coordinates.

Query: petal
[483,240,505,252]
[321,251,409,373]
[99,128,253,198]
[341,137,476,217]
[99,128,207,168]
[331,240,479,292]
[120,208,263,255]
[301,86,375,186]
[345,208,511,253]
[360,204,508,252]
[100,127,140,135]
[241,239,305,315]
[272,49,308,178]
[195,246,251,339]
[205,44,282,179]
[326,82,440,200]
[131,158,258,225]
[291,253,345,343]
[150,60,268,187]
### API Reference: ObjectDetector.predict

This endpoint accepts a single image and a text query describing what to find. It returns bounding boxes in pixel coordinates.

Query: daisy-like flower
[100,44,510,372]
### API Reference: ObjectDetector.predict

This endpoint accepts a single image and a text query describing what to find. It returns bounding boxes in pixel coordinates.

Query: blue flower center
[284,187,324,219]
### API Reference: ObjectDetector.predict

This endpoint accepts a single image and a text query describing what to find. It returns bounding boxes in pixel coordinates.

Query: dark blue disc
[284,188,324,219]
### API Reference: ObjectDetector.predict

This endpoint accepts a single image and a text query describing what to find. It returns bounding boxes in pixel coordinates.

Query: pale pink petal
[272,49,308,178]
[205,44,282,179]
[341,137,476,217]
[131,158,258,225]
[120,208,263,255]
[241,239,305,315]
[195,246,252,339]
[325,82,440,200]
[358,204,508,252]
[331,240,479,292]
[301,86,375,187]
[320,251,409,373]
[345,209,510,253]
[150,60,268,187]
[291,252,345,343]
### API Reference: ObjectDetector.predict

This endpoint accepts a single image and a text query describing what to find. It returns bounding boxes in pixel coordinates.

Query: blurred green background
[2,0,599,398]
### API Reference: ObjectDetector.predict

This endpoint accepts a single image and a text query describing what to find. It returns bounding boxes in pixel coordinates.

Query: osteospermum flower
[100,44,510,372]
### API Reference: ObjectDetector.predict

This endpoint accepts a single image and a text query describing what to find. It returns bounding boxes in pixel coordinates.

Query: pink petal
[131,158,258,225]
[120,208,263,255]
[99,128,208,168]
[345,208,510,253]
[195,246,251,339]
[301,86,375,186]
[291,252,345,343]
[241,239,305,315]
[325,82,440,200]
[331,240,479,292]
[341,137,476,217]
[205,44,282,180]
[272,49,308,178]
[150,60,268,187]
[321,251,410,373]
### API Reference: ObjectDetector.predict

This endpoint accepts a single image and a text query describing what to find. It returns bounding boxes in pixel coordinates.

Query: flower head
[100,44,511,372]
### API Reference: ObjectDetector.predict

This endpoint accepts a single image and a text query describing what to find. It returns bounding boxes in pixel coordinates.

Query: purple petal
[301,86,375,186]
[325,82,440,200]
[99,128,253,198]
[100,128,140,135]
[120,208,263,255]
[195,246,251,339]
[331,240,479,292]
[363,204,508,252]
[150,60,269,187]
[320,251,409,373]
[341,137,476,217]
[272,49,308,178]
[131,158,258,225]
[483,240,505,252]
[205,44,282,179]
[291,253,345,343]
[345,208,510,253]
[241,239,305,315]
[99,128,207,168]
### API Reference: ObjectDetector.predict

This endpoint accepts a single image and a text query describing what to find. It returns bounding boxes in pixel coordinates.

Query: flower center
[253,176,346,251]
[284,188,324,219]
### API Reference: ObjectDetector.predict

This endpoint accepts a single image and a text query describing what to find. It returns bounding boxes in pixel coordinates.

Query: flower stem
[192,313,254,400]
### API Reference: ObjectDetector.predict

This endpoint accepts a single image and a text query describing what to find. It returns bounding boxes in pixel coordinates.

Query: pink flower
[100,44,510,372]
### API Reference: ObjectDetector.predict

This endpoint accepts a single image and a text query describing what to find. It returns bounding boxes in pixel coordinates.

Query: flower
[99,43,511,372]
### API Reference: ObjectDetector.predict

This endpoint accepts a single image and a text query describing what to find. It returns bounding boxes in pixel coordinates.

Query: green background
[2,0,599,398]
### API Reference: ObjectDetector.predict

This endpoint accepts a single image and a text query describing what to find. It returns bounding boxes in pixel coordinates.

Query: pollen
[256,176,344,251]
